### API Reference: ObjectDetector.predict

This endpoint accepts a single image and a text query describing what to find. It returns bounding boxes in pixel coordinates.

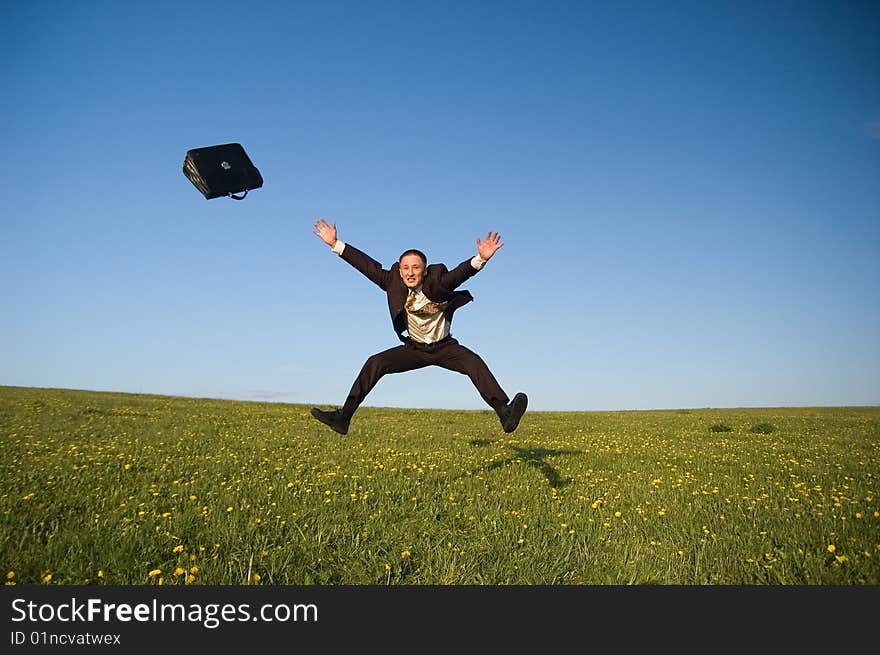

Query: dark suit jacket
[340,242,480,342]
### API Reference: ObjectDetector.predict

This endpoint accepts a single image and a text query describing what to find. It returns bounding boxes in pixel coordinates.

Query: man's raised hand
[313,218,338,247]
[476,231,504,260]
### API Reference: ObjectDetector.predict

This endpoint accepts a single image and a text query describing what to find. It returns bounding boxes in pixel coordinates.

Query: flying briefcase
[182,142,263,200]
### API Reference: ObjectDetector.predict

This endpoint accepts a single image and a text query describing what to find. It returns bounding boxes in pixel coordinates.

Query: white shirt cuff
[331,240,346,255]
[470,254,487,270]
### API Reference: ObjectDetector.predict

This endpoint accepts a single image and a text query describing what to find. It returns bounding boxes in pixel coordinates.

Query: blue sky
[3,0,878,411]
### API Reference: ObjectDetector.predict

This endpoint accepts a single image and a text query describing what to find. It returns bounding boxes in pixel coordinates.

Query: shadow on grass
[466,439,581,488]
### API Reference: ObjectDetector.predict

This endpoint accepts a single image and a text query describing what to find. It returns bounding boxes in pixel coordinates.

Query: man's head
[398,249,427,289]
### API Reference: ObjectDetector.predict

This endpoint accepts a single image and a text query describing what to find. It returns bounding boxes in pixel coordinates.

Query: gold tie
[406,291,447,316]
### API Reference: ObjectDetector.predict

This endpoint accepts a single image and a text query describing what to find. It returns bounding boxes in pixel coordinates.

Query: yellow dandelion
[173,544,184,553]
[401,550,411,559]
[835,555,847,564]
[614,511,621,518]
[148,569,162,577]
[226,506,233,513]
[186,575,195,584]
[97,570,104,578]
[384,563,391,572]
[173,567,185,576]
[190,565,199,574]
[189,495,197,501]
[251,573,261,583]
[827,544,836,553]
[6,572,14,580]
[42,573,52,583]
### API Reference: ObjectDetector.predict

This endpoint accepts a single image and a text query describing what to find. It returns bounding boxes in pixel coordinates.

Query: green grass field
[1,385,878,585]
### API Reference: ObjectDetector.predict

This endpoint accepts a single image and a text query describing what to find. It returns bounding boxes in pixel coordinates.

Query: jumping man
[309,218,528,435]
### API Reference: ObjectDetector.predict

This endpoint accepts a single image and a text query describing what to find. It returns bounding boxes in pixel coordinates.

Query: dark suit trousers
[340,338,509,418]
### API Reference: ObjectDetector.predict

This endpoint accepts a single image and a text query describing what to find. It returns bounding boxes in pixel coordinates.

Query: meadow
[1,385,878,585]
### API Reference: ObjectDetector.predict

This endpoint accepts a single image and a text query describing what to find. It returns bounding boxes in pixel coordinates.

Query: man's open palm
[314,218,337,246]
[476,231,504,260]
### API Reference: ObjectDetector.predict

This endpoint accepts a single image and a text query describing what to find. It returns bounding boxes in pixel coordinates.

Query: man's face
[399,254,425,289]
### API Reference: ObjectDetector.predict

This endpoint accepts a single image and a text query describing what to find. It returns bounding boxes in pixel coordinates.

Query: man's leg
[432,340,509,412]
[340,344,429,418]
[433,339,527,432]
[312,344,428,434]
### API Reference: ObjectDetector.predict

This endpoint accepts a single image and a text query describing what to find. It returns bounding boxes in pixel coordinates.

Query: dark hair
[398,249,427,266]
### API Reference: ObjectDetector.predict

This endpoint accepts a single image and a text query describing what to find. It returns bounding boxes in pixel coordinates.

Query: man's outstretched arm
[313,217,390,289]
[439,230,505,290]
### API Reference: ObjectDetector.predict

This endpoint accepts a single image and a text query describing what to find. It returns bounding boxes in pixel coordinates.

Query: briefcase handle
[228,190,248,200]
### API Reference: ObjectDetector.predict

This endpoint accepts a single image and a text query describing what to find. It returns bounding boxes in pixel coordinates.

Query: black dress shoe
[310,408,350,435]
[499,392,528,433]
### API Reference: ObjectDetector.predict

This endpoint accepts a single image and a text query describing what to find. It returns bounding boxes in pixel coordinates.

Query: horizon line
[2,384,878,414]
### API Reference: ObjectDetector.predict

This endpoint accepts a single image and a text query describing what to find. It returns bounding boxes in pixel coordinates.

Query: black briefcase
[182,142,263,200]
